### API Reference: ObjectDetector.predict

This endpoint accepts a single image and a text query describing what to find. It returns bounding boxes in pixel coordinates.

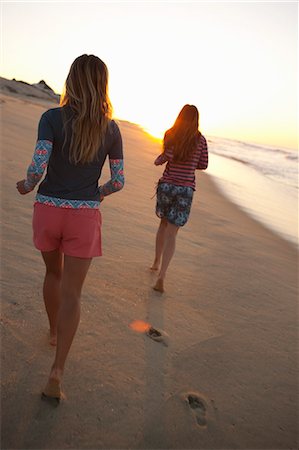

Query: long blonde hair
[60,54,112,164]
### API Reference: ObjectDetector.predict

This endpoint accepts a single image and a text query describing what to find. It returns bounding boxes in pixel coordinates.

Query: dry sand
[1,92,298,449]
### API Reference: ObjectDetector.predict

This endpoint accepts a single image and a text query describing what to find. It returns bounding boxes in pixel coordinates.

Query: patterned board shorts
[155,182,194,227]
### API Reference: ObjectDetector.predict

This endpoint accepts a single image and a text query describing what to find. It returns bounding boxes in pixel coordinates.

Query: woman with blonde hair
[151,104,208,293]
[16,54,124,401]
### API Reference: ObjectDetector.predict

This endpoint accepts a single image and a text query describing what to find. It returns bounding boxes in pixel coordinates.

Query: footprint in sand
[187,393,207,426]
[146,327,169,347]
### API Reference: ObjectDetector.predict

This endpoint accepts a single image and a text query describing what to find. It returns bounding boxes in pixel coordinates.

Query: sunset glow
[1,2,297,149]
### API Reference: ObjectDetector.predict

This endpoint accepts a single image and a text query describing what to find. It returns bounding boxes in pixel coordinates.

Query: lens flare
[129,320,151,333]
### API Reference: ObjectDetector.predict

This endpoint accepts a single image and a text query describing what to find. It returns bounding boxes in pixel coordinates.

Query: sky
[1,1,298,149]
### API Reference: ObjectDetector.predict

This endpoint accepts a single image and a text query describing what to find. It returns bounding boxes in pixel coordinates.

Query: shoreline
[208,172,298,249]
[1,92,298,449]
[206,151,298,248]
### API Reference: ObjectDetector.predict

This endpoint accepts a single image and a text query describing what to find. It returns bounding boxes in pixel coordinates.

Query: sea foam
[206,136,298,246]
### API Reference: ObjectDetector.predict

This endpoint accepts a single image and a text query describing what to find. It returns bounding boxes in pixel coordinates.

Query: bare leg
[154,223,179,292]
[41,250,63,345]
[43,255,92,398]
[151,218,168,270]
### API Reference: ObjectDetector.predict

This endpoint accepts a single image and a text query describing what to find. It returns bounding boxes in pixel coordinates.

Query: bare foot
[42,368,65,403]
[153,278,164,293]
[150,260,160,271]
[42,379,65,403]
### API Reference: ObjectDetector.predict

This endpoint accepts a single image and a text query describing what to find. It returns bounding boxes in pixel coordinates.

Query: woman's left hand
[16,179,30,195]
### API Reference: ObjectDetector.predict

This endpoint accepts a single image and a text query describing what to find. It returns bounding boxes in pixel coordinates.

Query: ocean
[206,136,298,246]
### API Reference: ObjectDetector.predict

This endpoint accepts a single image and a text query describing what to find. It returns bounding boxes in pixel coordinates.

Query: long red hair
[164,104,201,162]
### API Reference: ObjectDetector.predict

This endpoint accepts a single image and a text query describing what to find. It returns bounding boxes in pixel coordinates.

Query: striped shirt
[154,134,208,190]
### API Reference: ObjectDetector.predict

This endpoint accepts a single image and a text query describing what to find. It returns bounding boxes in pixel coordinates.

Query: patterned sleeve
[196,136,208,170]
[24,140,53,191]
[98,121,124,198]
[24,112,54,192]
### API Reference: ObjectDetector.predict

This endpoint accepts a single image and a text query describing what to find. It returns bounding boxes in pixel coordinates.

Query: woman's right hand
[16,179,31,195]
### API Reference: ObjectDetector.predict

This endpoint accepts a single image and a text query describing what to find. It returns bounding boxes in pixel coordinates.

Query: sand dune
[0,76,60,104]
[1,90,298,449]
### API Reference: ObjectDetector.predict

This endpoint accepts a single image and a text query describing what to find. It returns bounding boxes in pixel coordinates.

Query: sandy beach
[1,91,298,449]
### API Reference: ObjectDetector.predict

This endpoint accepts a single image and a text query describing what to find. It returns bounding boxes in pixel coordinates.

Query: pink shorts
[33,202,102,258]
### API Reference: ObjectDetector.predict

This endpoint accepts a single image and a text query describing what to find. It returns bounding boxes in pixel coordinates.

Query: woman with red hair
[151,104,208,293]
